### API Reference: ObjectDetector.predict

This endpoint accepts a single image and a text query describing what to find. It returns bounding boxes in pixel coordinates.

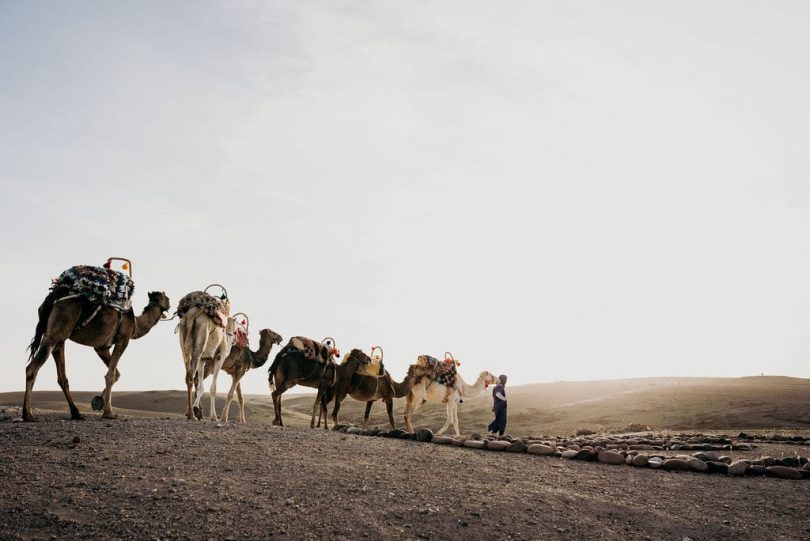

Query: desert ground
[1,376,809,540]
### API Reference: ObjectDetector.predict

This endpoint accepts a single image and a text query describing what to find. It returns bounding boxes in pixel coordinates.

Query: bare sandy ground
[1,412,808,540]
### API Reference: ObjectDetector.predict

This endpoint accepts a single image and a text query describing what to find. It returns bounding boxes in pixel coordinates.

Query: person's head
[499,374,507,385]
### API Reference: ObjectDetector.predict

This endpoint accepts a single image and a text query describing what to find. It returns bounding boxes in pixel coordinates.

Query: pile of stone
[330,425,809,481]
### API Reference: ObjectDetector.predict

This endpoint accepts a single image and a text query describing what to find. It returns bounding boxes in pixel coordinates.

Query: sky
[1,1,809,397]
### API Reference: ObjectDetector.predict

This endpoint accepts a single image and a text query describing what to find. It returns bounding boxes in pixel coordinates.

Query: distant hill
[2,376,808,435]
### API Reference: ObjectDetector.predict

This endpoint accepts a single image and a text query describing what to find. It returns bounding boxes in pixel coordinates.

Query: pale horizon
[2,1,810,397]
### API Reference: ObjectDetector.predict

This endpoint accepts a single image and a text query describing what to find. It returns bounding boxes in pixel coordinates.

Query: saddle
[51,265,134,311]
[416,354,458,388]
[176,291,230,328]
[286,336,340,364]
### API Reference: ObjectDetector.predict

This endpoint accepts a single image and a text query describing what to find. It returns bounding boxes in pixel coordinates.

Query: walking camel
[320,361,434,430]
[177,287,235,421]
[267,336,342,426]
[202,317,282,422]
[23,263,170,421]
[404,366,498,437]
[310,348,375,428]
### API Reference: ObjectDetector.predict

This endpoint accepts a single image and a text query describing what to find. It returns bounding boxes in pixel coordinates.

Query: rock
[746,465,768,476]
[72,435,81,444]
[415,428,433,443]
[463,440,485,449]
[778,457,800,468]
[706,461,729,475]
[688,458,708,472]
[766,466,802,480]
[803,463,810,472]
[728,460,748,476]
[388,429,404,438]
[346,427,363,435]
[693,451,720,462]
[648,457,663,469]
[451,438,464,447]
[561,449,579,459]
[376,430,389,438]
[574,449,596,461]
[597,451,625,465]
[398,432,414,440]
[718,456,732,465]
[506,441,528,453]
[285,498,294,506]
[625,454,633,465]
[662,459,690,472]
[631,454,649,467]
[431,435,453,445]
[528,444,556,456]
[486,440,510,451]
[363,428,380,436]
[629,444,655,450]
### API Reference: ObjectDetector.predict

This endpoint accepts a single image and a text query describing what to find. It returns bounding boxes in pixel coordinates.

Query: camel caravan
[22,259,495,435]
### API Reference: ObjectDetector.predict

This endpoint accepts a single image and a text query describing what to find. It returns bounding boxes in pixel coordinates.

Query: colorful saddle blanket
[416,355,457,387]
[177,291,230,328]
[51,265,134,311]
[234,323,249,349]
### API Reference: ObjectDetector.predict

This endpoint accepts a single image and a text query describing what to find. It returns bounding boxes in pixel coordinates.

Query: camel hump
[177,291,228,327]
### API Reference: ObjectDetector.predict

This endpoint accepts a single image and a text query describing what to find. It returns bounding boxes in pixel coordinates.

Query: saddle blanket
[51,265,134,311]
[287,336,336,364]
[234,320,249,349]
[416,355,457,388]
[177,291,230,327]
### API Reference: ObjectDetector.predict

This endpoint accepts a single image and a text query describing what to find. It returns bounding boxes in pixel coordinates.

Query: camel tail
[267,346,287,390]
[27,289,60,362]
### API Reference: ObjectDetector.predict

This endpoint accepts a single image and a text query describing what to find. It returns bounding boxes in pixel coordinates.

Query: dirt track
[1,413,808,540]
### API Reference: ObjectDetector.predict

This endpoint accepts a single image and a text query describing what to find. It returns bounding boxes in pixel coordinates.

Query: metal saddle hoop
[204,283,229,300]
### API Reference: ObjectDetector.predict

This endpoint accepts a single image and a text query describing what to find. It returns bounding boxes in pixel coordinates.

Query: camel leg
[436,397,453,435]
[452,400,461,438]
[363,401,374,429]
[236,383,246,423]
[222,374,241,423]
[185,367,195,419]
[191,358,206,420]
[320,394,329,430]
[310,391,322,429]
[53,344,83,420]
[100,339,129,420]
[208,357,225,422]
[22,338,56,422]
[384,399,396,430]
[91,347,120,411]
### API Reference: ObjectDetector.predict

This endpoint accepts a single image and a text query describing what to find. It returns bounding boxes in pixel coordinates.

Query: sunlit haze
[2,1,809,395]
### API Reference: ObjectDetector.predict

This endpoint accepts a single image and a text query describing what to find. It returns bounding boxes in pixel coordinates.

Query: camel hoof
[21,415,39,423]
[71,414,86,421]
[102,413,118,420]
[90,396,104,411]
[193,406,203,420]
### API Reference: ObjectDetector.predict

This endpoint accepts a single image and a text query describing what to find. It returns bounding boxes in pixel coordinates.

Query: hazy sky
[1,1,809,396]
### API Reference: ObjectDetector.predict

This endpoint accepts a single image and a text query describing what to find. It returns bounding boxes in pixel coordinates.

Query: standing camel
[310,348,374,428]
[321,362,434,430]
[203,327,282,422]
[404,369,498,437]
[267,336,341,426]
[178,298,235,421]
[23,271,170,421]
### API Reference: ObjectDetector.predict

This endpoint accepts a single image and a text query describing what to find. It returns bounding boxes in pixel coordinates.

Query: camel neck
[132,303,163,339]
[459,374,487,397]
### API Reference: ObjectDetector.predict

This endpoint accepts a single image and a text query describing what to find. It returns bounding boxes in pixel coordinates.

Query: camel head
[480,371,498,387]
[259,329,283,347]
[148,291,171,316]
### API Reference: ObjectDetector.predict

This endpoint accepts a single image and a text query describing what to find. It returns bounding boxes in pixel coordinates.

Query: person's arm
[495,391,506,401]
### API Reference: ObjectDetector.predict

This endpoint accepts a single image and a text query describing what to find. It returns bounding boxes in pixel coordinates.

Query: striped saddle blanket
[51,265,134,311]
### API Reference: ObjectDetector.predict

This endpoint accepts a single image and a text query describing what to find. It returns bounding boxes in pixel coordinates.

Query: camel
[319,362,434,430]
[178,299,235,421]
[404,369,498,437]
[23,283,170,421]
[202,327,283,422]
[310,348,375,428]
[266,336,342,426]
